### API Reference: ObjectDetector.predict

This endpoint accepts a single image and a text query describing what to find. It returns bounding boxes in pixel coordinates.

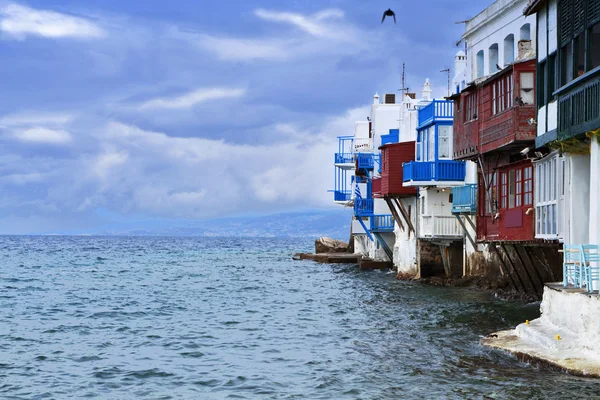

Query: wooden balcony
[557,67,600,142]
[378,141,417,198]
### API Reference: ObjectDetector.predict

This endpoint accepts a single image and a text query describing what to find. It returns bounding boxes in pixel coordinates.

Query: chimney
[421,79,432,101]
[517,40,533,60]
[384,94,396,104]
[373,92,380,105]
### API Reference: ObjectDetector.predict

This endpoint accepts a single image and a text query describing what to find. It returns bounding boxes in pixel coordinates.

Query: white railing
[353,137,372,152]
[419,215,462,238]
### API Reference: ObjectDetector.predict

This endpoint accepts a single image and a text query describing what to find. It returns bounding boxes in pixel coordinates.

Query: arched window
[504,34,515,65]
[488,44,499,74]
[520,24,531,41]
[476,50,484,78]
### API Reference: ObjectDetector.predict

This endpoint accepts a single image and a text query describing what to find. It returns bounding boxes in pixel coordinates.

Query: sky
[0,0,488,234]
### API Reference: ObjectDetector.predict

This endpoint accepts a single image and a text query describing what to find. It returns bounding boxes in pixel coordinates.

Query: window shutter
[589,0,600,25]
[559,0,573,46]
[573,0,585,35]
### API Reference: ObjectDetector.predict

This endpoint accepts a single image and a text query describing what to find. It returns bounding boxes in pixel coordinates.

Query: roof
[523,0,546,16]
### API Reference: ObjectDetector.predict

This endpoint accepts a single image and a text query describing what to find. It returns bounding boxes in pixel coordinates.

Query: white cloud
[254,8,344,37]
[192,33,289,61]
[0,112,74,127]
[137,87,246,110]
[92,151,128,179]
[0,3,104,40]
[13,127,72,144]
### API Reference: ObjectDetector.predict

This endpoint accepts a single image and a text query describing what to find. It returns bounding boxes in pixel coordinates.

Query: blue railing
[417,100,454,128]
[403,160,466,182]
[357,153,375,169]
[371,214,394,232]
[451,184,477,214]
[354,198,374,216]
[333,190,352,202]
[334,153,354,164]
[381,129,399,146]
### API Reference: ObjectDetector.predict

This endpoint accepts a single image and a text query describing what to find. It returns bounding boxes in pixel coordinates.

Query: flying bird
[382,9,396,24]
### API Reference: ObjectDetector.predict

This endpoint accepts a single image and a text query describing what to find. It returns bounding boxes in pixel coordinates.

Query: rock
[315,237,348,254]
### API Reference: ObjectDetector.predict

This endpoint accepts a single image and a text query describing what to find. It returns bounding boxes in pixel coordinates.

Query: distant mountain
[92,209,352,240]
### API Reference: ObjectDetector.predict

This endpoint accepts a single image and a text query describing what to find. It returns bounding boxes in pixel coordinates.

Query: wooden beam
[500,243,531,295]
[455,215,477,249]
[489,243,521,291]
[394,198,415,236]
[514,245,543,298]
[384,198,405,232]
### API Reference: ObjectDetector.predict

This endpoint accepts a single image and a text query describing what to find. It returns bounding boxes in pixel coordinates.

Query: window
[492,74,513,115]
[476,50,485,78]
[501,172,507,209]
[520,23,531,41]
[535,153,564,239]
[504,34,515,65]
[508,170,516,208]
[558,0,600,86]
[489,44,499,74]
[438,125,452,159]
[428,127,435,161]
[416,130,423,161]
[483,172,498,215]
[498,164,532,210]
[464,92,478,122]
[520,72,535,105]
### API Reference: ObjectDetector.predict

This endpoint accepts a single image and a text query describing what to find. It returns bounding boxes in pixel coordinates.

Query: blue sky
[0,0,486,234]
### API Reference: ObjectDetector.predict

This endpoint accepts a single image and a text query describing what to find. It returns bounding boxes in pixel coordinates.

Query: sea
[1,236,599,399]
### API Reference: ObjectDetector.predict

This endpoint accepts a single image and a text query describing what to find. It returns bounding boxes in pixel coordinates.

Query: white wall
[590,139,600,244]
[420,188,453,216]
[354,121,369,139]
[393,197,418,274]
[463,0,536,81]
[564,154,591,244]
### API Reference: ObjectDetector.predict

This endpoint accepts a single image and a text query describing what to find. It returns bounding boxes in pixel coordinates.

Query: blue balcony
[403,160,466,185]
[380,129,399,146]
[451,184,477,214]
[333,190,352,202]
[417,100,454,129]
[354,198,374,216]
[335,136,355,168]
[357,153,375,170]
[371,214,394,232]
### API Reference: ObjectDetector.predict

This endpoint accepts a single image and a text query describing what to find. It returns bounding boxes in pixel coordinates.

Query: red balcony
[453,58,537,157]
[377,141,417,198]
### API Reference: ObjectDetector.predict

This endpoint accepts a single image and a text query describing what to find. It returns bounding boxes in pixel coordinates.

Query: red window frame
[499,164,533,210]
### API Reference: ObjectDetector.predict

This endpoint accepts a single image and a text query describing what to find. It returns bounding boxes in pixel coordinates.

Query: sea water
[1,236,599,399]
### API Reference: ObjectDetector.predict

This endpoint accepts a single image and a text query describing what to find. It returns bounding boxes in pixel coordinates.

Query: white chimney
[373,92,380,105]
[421,79,432,101]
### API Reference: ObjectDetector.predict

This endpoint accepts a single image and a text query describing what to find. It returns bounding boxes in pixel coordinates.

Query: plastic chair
[581,244,600,293]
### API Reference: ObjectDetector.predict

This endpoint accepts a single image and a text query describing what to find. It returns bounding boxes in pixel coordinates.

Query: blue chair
[581,244,600,293]
[563,245,585,288]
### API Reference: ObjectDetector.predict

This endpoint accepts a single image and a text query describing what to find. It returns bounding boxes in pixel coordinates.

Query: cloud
[137,87,246,110]
[0,112,74,127]
[254,8,344,37]
[0,3,104,40]
[12,127,72,144]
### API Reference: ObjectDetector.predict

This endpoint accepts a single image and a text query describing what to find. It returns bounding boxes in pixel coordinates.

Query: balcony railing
[333,190,352,202]
[557,67,600,142]
[452,184,477,214]
[357,153,374,169]
[371,214,394,232]
[419,216,462,238]
[418,100,454,128]
[381,129,399,146]
[354,198,374,216]
[334,153,354,164]
[403,160,466,183]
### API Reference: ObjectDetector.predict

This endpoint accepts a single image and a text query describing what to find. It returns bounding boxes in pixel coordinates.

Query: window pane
[509,170,515,208]
[520,72,535,104]
[438,126,451,158]
[592,23,600,71]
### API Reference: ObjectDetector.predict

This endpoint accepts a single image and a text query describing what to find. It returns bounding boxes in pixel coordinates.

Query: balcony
[371,214,394,232]
[557,67,600,142]
[335,136,355,169]
[418,100,454,129]
[403,160,466,186]
[380,129,399,146]
[354,198,374,216]
[419,216,462,239]
[451,184,477,214]
[332,190,352,203]
[357,153,374,170]
[334,153,354,164]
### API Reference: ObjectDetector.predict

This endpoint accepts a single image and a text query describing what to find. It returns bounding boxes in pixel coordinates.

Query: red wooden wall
[378,141,417,198]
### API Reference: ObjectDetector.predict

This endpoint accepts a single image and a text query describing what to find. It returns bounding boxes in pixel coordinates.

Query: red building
[453,58,537,242]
